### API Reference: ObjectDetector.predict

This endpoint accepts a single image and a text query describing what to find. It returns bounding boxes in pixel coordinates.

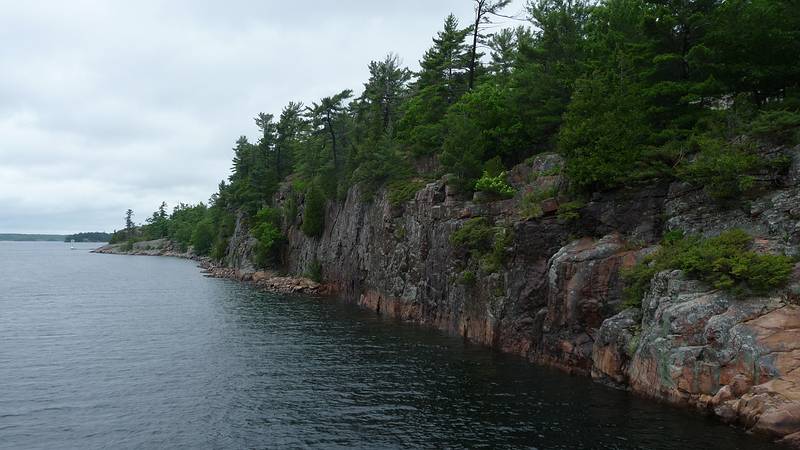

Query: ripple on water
[0,242,778,449]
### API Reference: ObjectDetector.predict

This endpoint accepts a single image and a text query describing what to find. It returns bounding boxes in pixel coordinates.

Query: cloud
[0,0,526,234]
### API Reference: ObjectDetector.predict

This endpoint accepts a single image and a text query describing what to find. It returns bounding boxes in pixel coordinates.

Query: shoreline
[92,240,328,296]
[91,239,796,448]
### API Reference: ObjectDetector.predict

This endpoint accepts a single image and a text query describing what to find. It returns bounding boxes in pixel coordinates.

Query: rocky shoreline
[92,240,326,296]
[93,145,800,447]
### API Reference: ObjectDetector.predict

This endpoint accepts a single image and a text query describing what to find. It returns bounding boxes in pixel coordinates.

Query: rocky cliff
[221,145,800,445]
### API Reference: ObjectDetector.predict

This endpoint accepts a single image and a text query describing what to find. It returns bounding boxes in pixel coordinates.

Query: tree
[706,0,800,104]
[361,53,411,135]
[301,184,326,238]
[252,112,279,200]
[346,55,413,189]
[441,82,523,186]
[125,209,134,237]
[467,0,513,90]
[275,101,305,179]
[399,14,471,155]
[486,26,530,83]
[418,13,472,104]
[145,201,169,239]
[191,219,215,255]
[505,0,590,151]
[307,90,353,172]
[227,136,262,216]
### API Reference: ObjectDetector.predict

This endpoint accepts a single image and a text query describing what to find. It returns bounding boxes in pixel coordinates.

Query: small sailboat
[70,239,75,250]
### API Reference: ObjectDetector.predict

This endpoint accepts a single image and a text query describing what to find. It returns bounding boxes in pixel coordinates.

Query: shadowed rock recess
[97,145,800,446]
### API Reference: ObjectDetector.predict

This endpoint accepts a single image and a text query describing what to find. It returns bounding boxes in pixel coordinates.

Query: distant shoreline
[0,234,65,242]
[0,232,112,242]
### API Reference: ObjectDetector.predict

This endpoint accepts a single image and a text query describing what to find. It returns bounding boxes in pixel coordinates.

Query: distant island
[64,232,112,242]
[0,233,65,242]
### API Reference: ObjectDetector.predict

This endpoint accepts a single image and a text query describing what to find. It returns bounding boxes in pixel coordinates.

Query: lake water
[0,242,775,449]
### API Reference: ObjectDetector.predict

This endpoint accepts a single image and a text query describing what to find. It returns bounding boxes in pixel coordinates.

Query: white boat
[70,239,75,250]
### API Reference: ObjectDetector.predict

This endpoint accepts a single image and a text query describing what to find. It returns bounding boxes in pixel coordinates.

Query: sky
[0,0,527,234]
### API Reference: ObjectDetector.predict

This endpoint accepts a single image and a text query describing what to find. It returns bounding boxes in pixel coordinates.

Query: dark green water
[0,242,776,449]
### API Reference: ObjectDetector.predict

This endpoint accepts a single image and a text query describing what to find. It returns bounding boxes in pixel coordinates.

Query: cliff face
[268,156,669,373]
[223,146,800,444]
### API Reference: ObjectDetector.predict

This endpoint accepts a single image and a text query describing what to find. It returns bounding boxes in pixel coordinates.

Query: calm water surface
[0,242,776,449]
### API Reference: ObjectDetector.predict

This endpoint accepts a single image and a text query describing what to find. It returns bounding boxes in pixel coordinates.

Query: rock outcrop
[251,146,800,444]
[107,145,800,445]
[92,238,322,296]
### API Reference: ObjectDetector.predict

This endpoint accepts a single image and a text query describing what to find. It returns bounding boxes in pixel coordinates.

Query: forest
[111,0,800,268]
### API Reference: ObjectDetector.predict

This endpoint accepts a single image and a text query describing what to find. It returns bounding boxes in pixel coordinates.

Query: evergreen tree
[301,183,325,238]
[399,14,471,155]
[467,0,512,90]
[275,101,305,179]
[509,0,590,150]
[306,90,353,173]
[124,209,134,238]
[361,53,411,136]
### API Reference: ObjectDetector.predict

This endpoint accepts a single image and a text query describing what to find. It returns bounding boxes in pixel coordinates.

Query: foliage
[64,232,112,242]
[387,179,426,206]
[252,207,284,268]
[211,237,229,261]
[622,230,794,308]
[116,0,800,270]
[750,109,800,145]
[481,226,512,273]
[301,184,326,238]
[474,171,515,198]
[519,186,558,220]
[557,200,584,221]
[678,137,788,200]
[520,192,543,219]
[121,240,134,252]
[306,259,323,283]
[459,270,477,285]
[191,219,215,256]
[450,217,512,274]
[450,217,495,251]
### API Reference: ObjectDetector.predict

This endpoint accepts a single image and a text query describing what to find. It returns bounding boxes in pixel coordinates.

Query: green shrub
[459,270,477,285]
[388,179,425,206]
[557,200,584,221]
[252,207,284,268]
[750,109,800,144]
[520,192,543,219]
[291,178,309,193]
[211,237,229,261]
[450,218,512,274]
[678,136,789,201]
[306,259,322,283]
[301,185,326,238]
[519,186,558,220]
[191,219,215,255]
[121,240,134,252]
[450,218,494,252]
[480,227,512,273]
[483,156,505,177]
[622,229,794,308]
[474,171,515,198]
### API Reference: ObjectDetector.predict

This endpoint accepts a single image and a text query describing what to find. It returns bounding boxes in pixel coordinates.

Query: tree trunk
[326,116,338,169]
[468,1,484,91]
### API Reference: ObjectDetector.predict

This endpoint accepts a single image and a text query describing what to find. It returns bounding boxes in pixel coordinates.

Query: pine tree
[275,101,305,179]
[307,90,353,173]
[467,0,513,90]
[399,14,471,156]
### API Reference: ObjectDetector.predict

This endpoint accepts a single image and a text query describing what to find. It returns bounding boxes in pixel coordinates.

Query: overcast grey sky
[0,0,527,234]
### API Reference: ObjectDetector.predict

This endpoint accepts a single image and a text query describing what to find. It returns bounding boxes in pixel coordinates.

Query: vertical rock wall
[222,145,800,444]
